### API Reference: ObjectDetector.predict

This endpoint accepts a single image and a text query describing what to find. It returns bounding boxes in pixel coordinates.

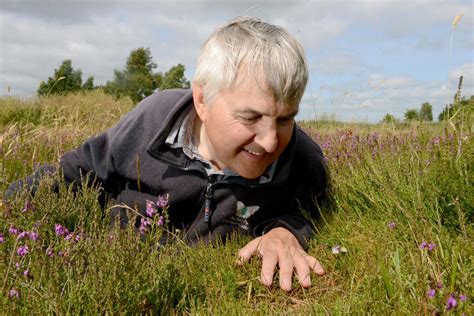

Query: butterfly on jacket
[236,201,260,219]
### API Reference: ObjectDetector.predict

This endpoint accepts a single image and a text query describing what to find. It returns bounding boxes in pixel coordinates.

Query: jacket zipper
[204,181,213,223]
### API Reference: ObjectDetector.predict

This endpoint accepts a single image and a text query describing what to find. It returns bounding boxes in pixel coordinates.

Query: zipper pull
[204,182,213,223]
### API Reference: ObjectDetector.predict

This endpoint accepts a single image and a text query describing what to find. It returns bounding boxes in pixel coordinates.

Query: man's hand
[237,227,325,291]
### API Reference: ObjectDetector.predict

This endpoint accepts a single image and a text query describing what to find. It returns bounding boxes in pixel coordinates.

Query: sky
[1,0,473,122]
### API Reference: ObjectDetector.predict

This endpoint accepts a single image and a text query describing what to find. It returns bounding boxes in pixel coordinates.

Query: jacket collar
[147,90,297,185]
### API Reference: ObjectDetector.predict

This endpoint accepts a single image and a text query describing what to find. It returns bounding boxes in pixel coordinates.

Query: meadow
[0,90,472,314]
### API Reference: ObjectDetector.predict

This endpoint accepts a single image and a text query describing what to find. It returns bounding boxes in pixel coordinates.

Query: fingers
[278,250,294,291]
[260,247,278,287]
[305,254,325,276]
[293,251,312,288]
[236,236,261,265]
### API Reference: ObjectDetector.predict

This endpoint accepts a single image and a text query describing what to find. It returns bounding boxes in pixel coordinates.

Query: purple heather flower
[64,232,74,242]
[9,225,18,235]
[15,262,20,269]
[146,200,157,217]
[157,216,164,226]
[428,243,436,251]
[321,141,331,150]
[23,269,30,277]
[28,231,38,241]
[419,241,428,250]
[436,281,443,289]
[46,248,54,258]
[156,195,169,209]
[17,245,29,257]
[0,233,4,243]
[427,289,436,298]
[58,251,64,257]
[459,294,467,302]
[18,231,27,239]
[9,288,20,299]
[139,217,151,235]
[55,224,67,237]
[388,221,396,229]
[75,233,82,242]
[446,294,457,310]
[20,200,34,213]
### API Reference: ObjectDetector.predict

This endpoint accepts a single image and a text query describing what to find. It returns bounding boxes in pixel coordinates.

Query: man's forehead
[236,106,299,117]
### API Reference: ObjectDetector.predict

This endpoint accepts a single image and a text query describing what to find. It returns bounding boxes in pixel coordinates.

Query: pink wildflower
[419,241,428,250]
[64,233,74,242]
[28,231,39,241]
[156,195,169,209]
[75,233,82,242]
[18,231,28,239]
[9,288,20,299]
[459,294,467,302]
[17,245,29,257]
[9,225,18,235]
[20,200,34,213]
[388,221,396,229]
[0,233,4,243]
[146,200,157,217]
[46,247,54,257]
[428,243,436,251]
[446,294,457,310]
[157,216,164,226]
[23,269,30,277]
[427,289,436,298]
[55,224,67,237]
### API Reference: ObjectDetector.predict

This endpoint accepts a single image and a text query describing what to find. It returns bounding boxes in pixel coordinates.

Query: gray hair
[194,16,308,107]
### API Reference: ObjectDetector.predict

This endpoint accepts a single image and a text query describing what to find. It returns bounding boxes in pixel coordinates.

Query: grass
[0,90,472,314]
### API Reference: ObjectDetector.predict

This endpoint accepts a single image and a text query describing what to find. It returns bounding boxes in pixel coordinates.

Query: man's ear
[192,83,207,122]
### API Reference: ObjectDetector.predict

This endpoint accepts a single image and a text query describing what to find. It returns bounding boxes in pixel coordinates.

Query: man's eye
[278,117,294,125]
[239,116,259,123]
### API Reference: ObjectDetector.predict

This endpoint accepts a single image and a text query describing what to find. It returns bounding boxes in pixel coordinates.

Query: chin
[234,167,266,179]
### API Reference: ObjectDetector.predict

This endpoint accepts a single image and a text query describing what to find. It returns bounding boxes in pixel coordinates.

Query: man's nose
[254,124,278,153]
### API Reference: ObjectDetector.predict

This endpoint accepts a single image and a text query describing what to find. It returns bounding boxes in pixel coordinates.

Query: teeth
[245,149,264,156]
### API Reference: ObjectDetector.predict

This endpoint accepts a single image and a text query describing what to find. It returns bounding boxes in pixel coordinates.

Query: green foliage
[439,95,474,122]
[419,102,433,121]
[160,64,191,90]
[104,48,190,103]
[104,47,157,103]
[0,93,472,314]
[37,60,85,96]
[381,113,397,124]
[81,76,94,91]
[404,109,419,121]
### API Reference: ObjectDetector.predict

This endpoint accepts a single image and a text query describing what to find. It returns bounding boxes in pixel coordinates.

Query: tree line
[382,76,472,123]
[37,47,190,103]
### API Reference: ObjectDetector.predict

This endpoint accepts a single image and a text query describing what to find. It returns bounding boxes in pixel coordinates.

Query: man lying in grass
[6,16,328,292]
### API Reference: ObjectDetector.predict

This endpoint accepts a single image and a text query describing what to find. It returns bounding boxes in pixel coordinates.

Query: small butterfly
[236,201,260,219]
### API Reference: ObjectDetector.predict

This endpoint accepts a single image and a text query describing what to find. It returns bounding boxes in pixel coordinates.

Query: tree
[104,47,191,103]
[37,60,83,96]
[104,47,158,103]
[159,64,190,90]
[381,113,397,123]
[419,102,433,121]
[404,109,419,121]
[82,76,95,90]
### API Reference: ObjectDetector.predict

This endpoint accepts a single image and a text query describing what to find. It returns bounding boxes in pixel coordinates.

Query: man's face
[193,79,298,179]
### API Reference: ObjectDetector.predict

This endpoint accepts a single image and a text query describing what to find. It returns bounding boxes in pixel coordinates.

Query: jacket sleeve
[252,128,329,250]
[5,90,186,201]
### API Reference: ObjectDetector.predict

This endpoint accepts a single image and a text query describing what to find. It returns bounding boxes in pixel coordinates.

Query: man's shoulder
[137,89,192,115]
